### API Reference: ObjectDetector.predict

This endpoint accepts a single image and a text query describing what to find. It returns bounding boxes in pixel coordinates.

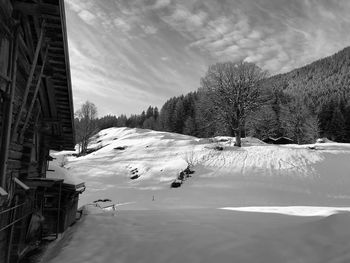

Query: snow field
[51,127,350,208]
[43,127,350,263]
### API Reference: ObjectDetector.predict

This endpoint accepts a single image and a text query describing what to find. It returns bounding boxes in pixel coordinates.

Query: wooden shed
[0,1,78,262]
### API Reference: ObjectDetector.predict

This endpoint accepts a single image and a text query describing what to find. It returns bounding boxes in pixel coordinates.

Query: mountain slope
[266,46,350,103]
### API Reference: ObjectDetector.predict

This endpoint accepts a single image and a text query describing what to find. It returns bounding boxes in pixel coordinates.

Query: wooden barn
[0,0,81,262]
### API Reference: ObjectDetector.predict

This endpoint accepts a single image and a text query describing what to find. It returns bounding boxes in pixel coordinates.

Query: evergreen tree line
[94,47,350,144]
[95,106,161,131]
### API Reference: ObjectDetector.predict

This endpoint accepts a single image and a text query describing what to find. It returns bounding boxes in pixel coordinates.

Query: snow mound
[221,206,350,217]
[46,165,79,185]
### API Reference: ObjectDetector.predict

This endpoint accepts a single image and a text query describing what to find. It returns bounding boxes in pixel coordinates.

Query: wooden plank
[51,67,65,73]
[52,85,67,88]
[48,46,63,51]
[51,80,66,85]
[42,14,61,21]
[0,0,12,19]
[48,59,64,65]
[0,28,19,189]
[8,151,23,160]
[37,83,50,118]
[0,36,11,78]
[11,21,45,142]
[46,23,61,29]
[55,102,70,107]
[18,34,31,60]
[23,142,34,149]
[17,41,32,73]
[0,18,11,37]
[47,41,63,47]
[19,45,49,141]
[13,178,30,191]
[7,160,22,170]
[48,53,65,59]
[0,72,11,82]
[0,187,8,197]
[9,143,23,152]
[22,16,35,59]
[45,77,57,118]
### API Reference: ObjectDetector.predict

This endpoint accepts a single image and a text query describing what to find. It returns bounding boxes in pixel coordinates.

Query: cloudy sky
[64,0,350,116]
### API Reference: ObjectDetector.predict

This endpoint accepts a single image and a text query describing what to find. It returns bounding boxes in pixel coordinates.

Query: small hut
[263,137,295,145]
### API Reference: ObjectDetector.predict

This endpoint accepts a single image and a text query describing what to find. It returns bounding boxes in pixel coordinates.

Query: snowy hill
[51,127,350,209]
[45,127,350,263]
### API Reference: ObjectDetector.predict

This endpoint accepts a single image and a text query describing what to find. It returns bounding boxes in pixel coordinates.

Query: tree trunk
[234,128,242,147]
[234,113,242,147]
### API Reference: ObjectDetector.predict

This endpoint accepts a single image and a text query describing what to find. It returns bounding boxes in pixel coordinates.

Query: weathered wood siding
[0,1,75,262]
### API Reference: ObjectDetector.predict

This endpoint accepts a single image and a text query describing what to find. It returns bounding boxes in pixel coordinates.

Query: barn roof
[12,0,75,150]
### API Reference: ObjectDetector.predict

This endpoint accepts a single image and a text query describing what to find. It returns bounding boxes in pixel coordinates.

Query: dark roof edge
[59,0,75,148]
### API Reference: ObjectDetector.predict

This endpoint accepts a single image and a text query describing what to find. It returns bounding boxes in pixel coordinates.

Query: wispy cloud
[153,0,172,9]
[65,0,350,116]
[113,18,132,32]
[141,25,158,35]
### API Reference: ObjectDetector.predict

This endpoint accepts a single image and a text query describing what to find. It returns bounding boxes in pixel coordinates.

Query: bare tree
[246,105,279,139]
[200,61,267,147]
[280,96,320,144]
[75,101,98,154]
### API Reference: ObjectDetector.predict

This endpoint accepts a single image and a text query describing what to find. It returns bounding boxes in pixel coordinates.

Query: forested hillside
[85,46,350,145]
[264,46,350,142]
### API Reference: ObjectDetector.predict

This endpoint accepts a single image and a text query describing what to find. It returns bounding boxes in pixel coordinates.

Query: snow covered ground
[42,208,350,263]
[44,127,350,263]
[51,127,350,209]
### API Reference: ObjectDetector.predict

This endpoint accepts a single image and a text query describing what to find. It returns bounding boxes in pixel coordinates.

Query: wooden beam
[32,13,48,76]
[0,72,11,82]
[48,59,64,65]
[18,34,31,62]
[46,23,61,29]
[55,101,70,106]
[51,67,65,73]
[47,41,63,46]
[48,46,63,51]
[48,53,65,58]
[19,45,49,142]
[46,76,58,118]
[0,17,12,37]
[12,21,45,142]
[22,15,34,59]
[13,2,60,16]
[0,28,19,189]
[53,91,68,97]
[52,73,67,79]
[42,14,60,21]
[42,118,60,124]
[0,0,13,20]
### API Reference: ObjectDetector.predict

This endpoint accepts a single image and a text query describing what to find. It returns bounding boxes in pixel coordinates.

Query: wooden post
[19,45,49,142]
[11,20,45,142]
[56,182,62,239]
[0,28,19,189]
[6,195,18,263]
